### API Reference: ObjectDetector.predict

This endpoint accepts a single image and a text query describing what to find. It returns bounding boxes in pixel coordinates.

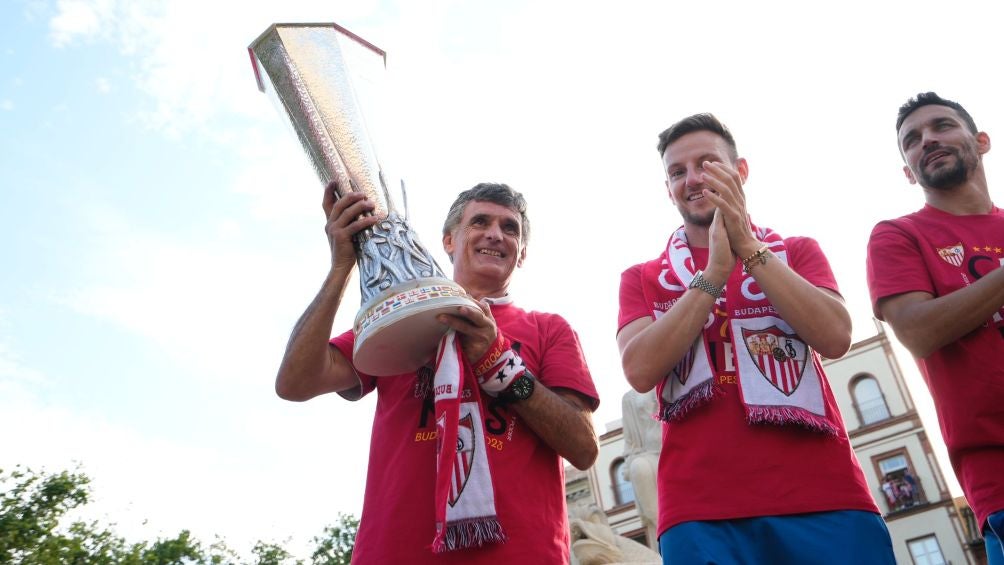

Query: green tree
[136,530,207,564]
[251,540,300,565]
[310,513,358,565]
[0,467,220,564]
[0,465,92,563]
[0,467,358,564]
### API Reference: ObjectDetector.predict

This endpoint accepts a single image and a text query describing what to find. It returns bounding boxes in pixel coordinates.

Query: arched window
[611,458,635,506]
[853,375,890,425]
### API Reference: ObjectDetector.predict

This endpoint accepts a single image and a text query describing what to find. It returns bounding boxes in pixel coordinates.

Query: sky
[1,0,1002,558]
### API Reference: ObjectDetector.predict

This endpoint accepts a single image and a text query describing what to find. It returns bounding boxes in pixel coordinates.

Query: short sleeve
[866,222,934,320]
[785,236,840,295]
[330,330,377,401]
[618,263,652,332]
[534,313,600,411]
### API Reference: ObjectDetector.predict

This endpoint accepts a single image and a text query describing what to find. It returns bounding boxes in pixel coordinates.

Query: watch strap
[498,372,535,404]
[689,270,723,299]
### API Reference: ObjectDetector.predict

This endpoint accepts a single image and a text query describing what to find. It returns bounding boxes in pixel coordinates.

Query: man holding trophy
[275,182,599,562]
[254,24,599,563]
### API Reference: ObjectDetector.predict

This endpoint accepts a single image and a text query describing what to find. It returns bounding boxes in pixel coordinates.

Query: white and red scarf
[430,299,510,553]
[656,224,838,435]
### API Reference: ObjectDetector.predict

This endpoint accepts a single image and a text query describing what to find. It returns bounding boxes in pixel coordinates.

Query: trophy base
[352,277,478,376]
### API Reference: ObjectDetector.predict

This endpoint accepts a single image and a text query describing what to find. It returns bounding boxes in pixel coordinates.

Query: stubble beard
[682,208,715,228]
[918,144,977,191]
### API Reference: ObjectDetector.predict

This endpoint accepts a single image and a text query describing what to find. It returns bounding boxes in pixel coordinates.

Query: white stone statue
[568,501,661,565]
[621,389,662,549]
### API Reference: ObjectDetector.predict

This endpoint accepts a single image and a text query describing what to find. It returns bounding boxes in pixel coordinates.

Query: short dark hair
[896,92,978,134]
[442,182,530,243]
[656,113,738,161]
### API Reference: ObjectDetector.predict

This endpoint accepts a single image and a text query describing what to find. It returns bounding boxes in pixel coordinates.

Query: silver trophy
[249,23,477,376]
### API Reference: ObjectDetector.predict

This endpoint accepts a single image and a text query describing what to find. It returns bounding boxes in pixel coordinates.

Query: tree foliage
[0,467,358,565]
[0,466,92,563]
[310,514,358,565]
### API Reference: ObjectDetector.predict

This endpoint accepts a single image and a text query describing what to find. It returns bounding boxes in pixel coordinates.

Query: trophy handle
[401,179,410,220]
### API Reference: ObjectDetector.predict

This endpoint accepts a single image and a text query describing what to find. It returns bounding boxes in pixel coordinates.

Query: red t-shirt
[619,237,879,535]
[332,301,598,564]
[867,204,1004,526]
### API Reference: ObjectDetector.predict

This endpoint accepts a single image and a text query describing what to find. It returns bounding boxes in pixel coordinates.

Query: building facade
[567,327,987,564]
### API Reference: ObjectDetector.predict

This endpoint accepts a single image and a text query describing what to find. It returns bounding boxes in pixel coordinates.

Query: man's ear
[977,131,991,155]
[903,165,918,185]
[443,232,455,264]
[736,158,749,183]
[665,179,674,202]
[516,245,527,268]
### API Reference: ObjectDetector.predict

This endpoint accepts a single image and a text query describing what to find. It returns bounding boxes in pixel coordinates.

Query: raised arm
[879,269,1004,358]
[618,210,735,393]
[702,161,852,359]
[274,183,379,401]
[617,290,717,394]
[734,251,852,359]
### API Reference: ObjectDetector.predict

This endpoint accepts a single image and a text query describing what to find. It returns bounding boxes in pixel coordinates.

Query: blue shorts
[658,510,895,565]
[987,511,1004,565]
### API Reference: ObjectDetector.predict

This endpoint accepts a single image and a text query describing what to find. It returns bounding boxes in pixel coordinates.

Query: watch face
[510,374,535,400]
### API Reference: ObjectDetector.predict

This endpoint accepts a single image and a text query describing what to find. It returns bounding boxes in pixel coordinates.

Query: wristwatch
[689,270,724,300]
[498,372,536,404]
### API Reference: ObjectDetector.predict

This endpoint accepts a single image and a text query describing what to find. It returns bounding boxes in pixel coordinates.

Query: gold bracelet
[742,245,769,273]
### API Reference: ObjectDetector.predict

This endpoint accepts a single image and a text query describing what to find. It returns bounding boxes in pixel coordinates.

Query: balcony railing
[880,473,924,514]
[858,397,890,425]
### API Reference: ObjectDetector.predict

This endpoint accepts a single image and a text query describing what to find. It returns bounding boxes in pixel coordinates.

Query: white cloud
[0,310,47,387]
[95,76,111,93]
[0,99,12,111]
[0,347,45,387]
[58,232,318,382]
[228,129,322,221]
[52,167,359,388]
[20,0,50,23]
[49,0,117,47]
[46,0,382,139]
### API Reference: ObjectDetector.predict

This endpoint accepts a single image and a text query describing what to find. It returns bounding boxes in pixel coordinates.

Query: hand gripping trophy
[249,23,478,376]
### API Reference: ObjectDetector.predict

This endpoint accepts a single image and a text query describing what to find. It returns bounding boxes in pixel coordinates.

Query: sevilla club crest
[672,346,695,386]
[741,327,807,396]
[937,243,964,267]
[449,413,476,507]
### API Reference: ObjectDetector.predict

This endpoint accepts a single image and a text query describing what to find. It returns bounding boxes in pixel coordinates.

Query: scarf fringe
[658,381,722,423]
[432,516,507,553]
[746,405,839,436]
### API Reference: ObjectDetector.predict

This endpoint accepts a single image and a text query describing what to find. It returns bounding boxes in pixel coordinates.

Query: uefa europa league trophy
[249,23,477,376]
